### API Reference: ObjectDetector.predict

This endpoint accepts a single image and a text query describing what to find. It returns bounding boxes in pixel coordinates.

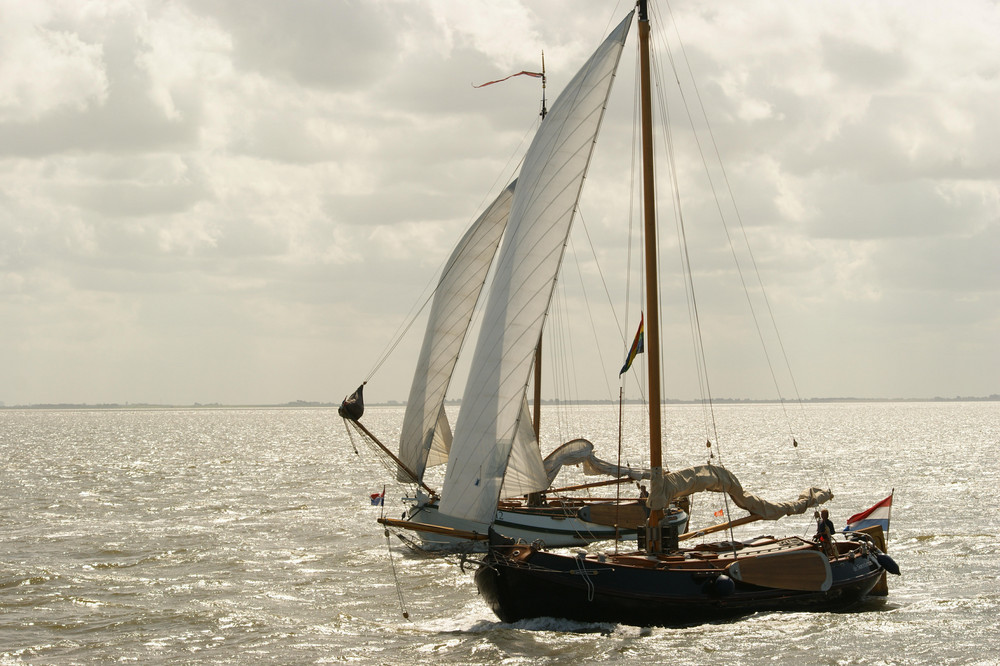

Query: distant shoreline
[2,395,997,410]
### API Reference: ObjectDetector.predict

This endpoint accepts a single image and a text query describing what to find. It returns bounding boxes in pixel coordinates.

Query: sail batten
[440,12,635,524]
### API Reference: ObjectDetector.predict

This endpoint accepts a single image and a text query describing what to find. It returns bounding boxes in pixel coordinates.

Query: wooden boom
[349,419,437,496]
[679,514,763,541]
[377,516,489,541]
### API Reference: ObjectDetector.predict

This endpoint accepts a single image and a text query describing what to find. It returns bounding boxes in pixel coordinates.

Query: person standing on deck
[816,509,837,557]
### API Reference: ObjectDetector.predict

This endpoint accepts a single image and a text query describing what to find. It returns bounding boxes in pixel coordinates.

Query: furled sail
[338,383,365,421]
[647,464,833,520]
[440,12,635,524]
[397,181,517,483]
[542,438,648,485]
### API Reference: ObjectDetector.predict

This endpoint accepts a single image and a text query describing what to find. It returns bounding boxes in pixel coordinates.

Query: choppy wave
[1,403,998,664]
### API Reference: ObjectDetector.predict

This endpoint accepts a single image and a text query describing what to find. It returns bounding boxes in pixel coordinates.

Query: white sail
[498,397,549,498]
[542,438,648,484]
[440,12,635,524]
[397,181,517,483]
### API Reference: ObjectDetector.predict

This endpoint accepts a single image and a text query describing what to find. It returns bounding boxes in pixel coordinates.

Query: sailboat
[418,1,897,625]
[340,83,651,551]
[341,280,649,551]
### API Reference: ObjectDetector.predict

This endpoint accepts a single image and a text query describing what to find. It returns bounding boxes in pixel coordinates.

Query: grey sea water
[1,402,998,664]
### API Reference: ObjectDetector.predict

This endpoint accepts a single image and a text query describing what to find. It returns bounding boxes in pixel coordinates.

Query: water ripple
[1,404,997,664]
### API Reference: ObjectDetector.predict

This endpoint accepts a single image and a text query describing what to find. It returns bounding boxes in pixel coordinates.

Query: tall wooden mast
[531,54,547,503]
[638,0,665,542]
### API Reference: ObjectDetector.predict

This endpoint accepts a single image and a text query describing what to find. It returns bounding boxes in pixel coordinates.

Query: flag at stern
[844,492,893,533]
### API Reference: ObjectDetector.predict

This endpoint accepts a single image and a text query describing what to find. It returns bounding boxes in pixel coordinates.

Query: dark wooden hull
[475,542,886,627]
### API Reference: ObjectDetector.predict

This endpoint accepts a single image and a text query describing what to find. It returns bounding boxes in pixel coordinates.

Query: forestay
[440,12,635,524]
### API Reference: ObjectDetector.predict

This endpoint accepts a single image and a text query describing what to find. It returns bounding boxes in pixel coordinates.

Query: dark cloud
[186,0,400,91]
[821,34,909,89]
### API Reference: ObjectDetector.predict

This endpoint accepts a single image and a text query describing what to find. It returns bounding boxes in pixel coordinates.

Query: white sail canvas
[397,181,516,482]
[440,13,634,524]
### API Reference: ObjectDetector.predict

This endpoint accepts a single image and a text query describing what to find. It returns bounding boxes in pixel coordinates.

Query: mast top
[540,51,547,119]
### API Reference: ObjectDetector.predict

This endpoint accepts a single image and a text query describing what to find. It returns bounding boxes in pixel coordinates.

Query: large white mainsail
[397,180,517,483]
[440,12,635,524]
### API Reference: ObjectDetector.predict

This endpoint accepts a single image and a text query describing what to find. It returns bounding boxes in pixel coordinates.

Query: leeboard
[728,550,833,592]
[578,503,648,528]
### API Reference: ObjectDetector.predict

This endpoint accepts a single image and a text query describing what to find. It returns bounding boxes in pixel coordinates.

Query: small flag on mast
[619,314,645,375]
[473,70,543,88]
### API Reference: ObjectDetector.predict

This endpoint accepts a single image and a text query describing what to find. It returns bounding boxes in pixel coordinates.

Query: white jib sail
[440,12,634,524]
[397,181,517,483]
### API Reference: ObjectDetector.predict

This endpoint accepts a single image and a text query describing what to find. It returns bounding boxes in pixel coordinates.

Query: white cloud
[0,0,109,121]
[0,0,997,404]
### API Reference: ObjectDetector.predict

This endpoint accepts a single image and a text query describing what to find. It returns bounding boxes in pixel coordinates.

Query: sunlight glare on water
[1,402,998,664]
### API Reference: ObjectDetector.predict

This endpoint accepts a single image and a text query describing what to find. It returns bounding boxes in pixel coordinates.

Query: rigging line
[556,279,581,423]
[551,282,568,427]
[382,504,411,620]
[349,420,417,485]
[365,115,535,383]
[664,2,805,413]
[344,418,360,456]
[575,553,596,602]
[616,386,624,553]
[658,65,712,443]
[655,5,823,496]
[616,39,650,463]
[546,284,571,442]
[555,253,582,410]
[650,4,724,463]
[366,278,436,382]
[653,103,676,464]
[621,38,647,408]
[568,224,616,401]
[676,72,807,449]
[660,7,823,486]
[649,5,703,402]
[707,465,740,553]
[622,22,641,362]
[577,210,627,345]
[659,0,799,442]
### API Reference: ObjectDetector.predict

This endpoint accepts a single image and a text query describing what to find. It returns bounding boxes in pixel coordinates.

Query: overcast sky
[1,0,997,406]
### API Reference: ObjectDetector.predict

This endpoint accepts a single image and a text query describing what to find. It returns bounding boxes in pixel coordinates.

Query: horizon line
[3,394,998,410]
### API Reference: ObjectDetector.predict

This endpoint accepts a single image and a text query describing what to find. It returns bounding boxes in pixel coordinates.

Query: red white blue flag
[844,492,893,533]
[370,492,385,506]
